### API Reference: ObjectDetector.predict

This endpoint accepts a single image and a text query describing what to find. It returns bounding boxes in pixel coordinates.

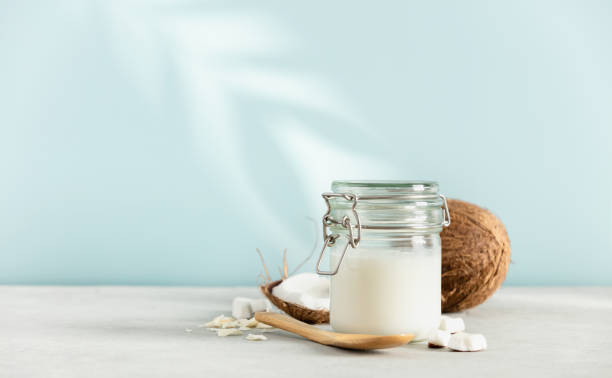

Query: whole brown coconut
[441,199,511,313]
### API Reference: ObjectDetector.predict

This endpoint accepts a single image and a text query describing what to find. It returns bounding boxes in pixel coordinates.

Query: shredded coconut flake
[246,333,267,341]
[217,329,242,337]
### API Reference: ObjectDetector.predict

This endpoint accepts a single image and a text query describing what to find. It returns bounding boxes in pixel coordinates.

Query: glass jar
[316,180,450,340]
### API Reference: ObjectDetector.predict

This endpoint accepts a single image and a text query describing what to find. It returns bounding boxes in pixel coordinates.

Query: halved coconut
[260,280,329,324]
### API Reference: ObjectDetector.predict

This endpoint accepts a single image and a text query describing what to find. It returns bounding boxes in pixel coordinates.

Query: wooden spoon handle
[255,312,414,350]
[254,312,333,343]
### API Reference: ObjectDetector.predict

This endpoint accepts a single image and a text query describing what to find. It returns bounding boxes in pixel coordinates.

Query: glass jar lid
[332,180,439,197]
[316,180,451,275]
[327,180,449,234]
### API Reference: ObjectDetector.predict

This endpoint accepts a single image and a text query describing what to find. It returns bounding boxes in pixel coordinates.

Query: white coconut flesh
[272,273,330,311]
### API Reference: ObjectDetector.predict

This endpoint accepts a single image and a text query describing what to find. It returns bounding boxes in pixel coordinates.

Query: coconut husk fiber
[441,199,511,313]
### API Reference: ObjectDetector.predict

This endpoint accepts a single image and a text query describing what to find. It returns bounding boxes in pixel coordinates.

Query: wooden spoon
[254,312,414,350]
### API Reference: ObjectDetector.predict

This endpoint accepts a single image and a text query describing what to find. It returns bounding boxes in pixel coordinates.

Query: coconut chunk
[439,315,465,333]
[250,298,272,313]
[428,329,451,348]
[448,332,487,351]
[232,297,254,319]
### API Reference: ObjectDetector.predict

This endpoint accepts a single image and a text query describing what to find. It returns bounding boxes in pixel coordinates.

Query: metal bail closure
[316,234,351,276]
[315,190,450,276]
[440,194,451,227]
[316,192,361,276]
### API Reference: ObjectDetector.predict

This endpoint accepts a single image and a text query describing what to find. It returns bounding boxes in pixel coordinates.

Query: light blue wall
[1,0,611,285]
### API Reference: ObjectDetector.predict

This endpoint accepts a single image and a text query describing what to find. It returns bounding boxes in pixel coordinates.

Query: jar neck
[331,233,441,250]
[328,225,443,241]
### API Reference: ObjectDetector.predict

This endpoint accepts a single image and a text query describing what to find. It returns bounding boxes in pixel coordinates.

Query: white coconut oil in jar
[316,181,450,340]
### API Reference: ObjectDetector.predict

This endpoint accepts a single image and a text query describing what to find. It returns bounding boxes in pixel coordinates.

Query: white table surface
[2,286,611,378]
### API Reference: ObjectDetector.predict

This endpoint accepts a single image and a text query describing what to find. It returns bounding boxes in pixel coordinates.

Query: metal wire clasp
[440,194,451,227]
[315,191,451,276]
[316,193,361,276]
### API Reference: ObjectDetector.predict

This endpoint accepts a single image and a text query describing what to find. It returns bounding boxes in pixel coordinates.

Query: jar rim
[332,180,439,196]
